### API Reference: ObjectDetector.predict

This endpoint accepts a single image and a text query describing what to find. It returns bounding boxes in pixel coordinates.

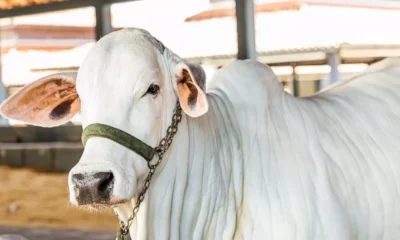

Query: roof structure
[0,0,65,10]
[171,4,400,61]
[3,1,400,58]
[1,24,95,53]
[186,0,400,22]
[2,0,400,87]
[186,1,301,22]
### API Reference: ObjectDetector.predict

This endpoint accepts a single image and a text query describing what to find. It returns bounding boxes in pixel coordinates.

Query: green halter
[82,123,156,162]
[80,101,182,240]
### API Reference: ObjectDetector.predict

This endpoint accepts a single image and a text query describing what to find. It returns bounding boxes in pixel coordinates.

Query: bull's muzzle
[71,172,114,205]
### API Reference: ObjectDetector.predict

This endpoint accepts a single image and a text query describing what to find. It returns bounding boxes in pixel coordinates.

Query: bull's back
[301,59,400,239]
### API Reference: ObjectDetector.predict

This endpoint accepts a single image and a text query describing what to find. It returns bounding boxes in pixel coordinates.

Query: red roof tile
[0,0,65,10]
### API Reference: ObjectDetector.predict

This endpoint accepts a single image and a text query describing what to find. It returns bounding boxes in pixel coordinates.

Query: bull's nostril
[98,172,114,194]
[72,173,84,184]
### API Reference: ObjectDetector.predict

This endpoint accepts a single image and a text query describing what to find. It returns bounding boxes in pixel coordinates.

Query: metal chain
[118,101,182,235]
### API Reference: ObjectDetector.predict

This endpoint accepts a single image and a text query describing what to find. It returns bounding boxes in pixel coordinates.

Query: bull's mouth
[77,198,130,211]
[88,203,111,211]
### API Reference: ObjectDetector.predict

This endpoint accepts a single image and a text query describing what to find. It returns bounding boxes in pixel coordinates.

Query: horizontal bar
[0,0,136,19]
[0,142,83,150]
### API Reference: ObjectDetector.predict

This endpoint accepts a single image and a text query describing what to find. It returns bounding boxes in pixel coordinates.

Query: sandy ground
[0,166,118,232]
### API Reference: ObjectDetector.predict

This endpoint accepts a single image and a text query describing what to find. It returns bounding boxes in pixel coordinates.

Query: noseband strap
[80,101,182,240]
[81,123,156,162]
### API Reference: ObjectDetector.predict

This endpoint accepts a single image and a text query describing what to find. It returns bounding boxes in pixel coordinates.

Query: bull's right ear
[0,72,80,127]
[173,62,208,118]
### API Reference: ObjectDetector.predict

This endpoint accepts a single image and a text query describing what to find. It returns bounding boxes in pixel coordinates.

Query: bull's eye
[146,84,160,96]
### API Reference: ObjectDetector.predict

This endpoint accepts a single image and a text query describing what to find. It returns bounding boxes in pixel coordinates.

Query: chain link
[118,101,182,235]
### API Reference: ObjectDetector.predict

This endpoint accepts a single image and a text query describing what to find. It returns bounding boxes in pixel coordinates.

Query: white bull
[1,28,400,240]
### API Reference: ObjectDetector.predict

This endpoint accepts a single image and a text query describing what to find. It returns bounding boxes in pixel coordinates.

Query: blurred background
[0,0,400,238]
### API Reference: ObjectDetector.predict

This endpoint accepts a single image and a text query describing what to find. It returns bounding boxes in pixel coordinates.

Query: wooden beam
[0,0,136,19]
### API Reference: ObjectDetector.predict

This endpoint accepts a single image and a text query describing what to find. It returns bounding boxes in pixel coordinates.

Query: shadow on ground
[0,226,115,240]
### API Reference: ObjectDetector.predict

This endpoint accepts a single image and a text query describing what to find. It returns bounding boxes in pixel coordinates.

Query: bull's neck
[128,94,243,239]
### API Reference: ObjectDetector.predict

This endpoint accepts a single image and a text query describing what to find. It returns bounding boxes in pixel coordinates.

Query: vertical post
[235,0,257,60]
[328,52,340,84]
[0,27,9,126]
[319,52,341,90]
[291,63,299,96]
[95,2,113,41]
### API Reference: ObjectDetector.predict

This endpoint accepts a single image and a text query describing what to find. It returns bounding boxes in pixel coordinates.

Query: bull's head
[0,29,208,215]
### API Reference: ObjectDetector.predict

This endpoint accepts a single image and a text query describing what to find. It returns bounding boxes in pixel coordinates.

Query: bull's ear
[0,72,80,127]
[173,62,208,117]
